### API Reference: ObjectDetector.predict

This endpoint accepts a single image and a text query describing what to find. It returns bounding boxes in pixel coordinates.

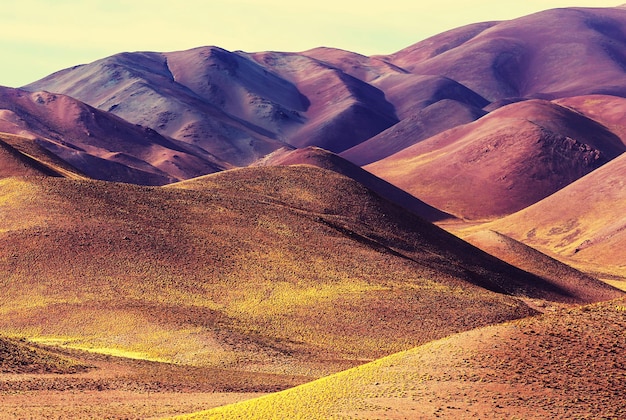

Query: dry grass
[0,167,545,376]
[178,297,626,419]
[0,341,298,419]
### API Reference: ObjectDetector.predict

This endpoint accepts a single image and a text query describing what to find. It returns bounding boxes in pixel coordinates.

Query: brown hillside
[254,146,454,222]
[367,99,625,220]
[0,165,585,388]
[0,135,65,179]
[0,337,89,374]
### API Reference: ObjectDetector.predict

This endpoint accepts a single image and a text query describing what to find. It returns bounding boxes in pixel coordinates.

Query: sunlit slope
[0,165,560,379]
[178,297,626,419]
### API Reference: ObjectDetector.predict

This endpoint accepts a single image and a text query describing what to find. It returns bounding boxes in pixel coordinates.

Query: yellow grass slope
[178,297,626,419]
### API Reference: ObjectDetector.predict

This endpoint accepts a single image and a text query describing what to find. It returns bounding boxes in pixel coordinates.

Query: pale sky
[1,0,621,87]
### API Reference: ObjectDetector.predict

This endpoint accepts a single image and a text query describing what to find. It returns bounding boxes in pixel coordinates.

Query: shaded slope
[459,230,623,304]
[248,51,398,153]
[0,165,588,384]
[0,86,227,185]
[0,337,90,374]
[485,152,626,278]
[341,99,486,165]
[254,146,454,222]
[367,99,625,219]
[0,134,67,179]
[370,73,489,119]
[183,297,626,419]
[0,133,86,179]
[554,94,626,145]
[385,7,626,101]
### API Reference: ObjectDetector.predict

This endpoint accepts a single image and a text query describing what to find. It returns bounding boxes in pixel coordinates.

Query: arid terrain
[1,5,626,419]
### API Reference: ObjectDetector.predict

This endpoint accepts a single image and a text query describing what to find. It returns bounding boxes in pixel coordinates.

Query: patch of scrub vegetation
[0,336,90,374]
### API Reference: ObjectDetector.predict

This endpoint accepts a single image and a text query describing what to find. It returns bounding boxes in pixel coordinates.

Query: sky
[1,0,621,87]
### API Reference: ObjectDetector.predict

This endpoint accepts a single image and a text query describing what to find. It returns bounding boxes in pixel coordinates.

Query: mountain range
[1,5,625,419]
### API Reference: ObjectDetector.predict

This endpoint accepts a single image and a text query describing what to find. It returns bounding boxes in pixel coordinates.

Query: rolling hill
[366,99,626,220]
[0,165,556,378]
[3,164,594,417]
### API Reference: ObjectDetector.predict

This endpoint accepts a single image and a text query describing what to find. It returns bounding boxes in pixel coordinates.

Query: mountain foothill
[1,5,625,419]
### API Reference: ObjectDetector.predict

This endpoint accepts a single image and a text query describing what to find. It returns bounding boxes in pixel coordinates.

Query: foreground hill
[2,164,605,383]
[366,99,625,219]
[0,86,226,185]
[180,297,626,419]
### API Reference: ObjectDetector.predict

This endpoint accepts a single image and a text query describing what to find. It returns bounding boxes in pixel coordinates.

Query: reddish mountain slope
[384,7,626,101]
[23,50,288,167]
[554,94,626,145]
[25,48,398,163]
[247,51,398,153]
[300,47,408,83]
[366,99,625,220]
[0,87,227,185]
[485,152,626,278]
